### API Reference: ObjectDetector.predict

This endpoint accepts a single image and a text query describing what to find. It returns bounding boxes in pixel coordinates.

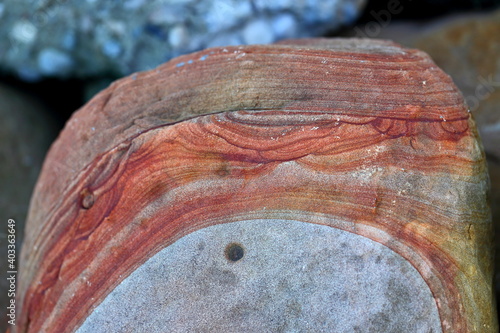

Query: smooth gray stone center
[77,219,442,333]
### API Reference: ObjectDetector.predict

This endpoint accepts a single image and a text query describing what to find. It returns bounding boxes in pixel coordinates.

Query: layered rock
[16,39,496,332]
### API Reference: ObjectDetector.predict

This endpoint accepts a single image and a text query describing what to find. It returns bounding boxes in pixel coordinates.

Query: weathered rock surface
[16,39,496,332]
[354,10,500,306]
[410,10,500,162]
[355,9,500,160]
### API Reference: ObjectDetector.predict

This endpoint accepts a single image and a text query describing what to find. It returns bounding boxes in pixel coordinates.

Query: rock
[271,13,298,39]
[351,9,500,161]
[409,10,500,161]
[242,18,275,45]
[78,220,443,332]
[0,83,58,332]
[37,48,74,76]
[347,8,500,323]
[0,0,367,80]
[489,158,500,291]
[15,38,496,332]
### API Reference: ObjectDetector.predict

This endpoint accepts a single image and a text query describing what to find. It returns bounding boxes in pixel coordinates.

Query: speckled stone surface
[77,219,441,333]
[0,0,366,80]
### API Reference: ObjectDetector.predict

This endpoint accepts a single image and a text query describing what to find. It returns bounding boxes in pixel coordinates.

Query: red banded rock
[16,38,496,333]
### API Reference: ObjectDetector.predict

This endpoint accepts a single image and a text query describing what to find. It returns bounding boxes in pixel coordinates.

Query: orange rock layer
[16,39,495,332]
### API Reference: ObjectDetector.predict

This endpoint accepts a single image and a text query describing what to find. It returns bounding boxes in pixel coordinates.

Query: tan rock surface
[353,11,500,310]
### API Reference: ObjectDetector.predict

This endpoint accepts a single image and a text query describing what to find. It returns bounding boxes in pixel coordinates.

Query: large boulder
[16,39,496,332]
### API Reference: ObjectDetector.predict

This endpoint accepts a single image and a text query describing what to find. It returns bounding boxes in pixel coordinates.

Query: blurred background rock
[0,0,367,80]
[0,84,58,330]
[1,0,499,331]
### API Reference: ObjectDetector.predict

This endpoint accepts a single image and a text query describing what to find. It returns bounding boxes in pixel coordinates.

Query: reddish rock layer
[17,39,495,333]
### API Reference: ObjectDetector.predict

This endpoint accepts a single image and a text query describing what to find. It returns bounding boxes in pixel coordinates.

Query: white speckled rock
[37,48,73,76]
[0,0,367,80]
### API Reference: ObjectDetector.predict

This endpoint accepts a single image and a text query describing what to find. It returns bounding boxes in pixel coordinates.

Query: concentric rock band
[16,39,496,332]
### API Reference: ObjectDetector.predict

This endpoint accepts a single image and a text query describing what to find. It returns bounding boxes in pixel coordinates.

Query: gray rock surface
[77,219,441,333]
[0,0,367,81]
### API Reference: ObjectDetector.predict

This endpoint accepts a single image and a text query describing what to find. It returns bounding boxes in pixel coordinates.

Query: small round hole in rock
[225,243,244,262]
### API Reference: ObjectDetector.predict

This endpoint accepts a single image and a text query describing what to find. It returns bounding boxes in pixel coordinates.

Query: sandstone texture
[360,9,500,304]
[17,39,496,332]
